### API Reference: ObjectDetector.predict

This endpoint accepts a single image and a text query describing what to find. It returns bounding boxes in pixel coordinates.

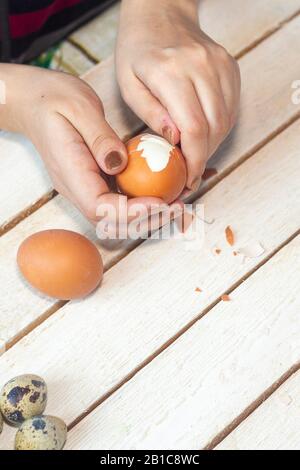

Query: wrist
[120,0,199,28]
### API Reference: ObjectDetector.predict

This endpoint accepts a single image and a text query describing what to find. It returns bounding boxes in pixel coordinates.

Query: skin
[0,0,240,229]
[117,0,241,191]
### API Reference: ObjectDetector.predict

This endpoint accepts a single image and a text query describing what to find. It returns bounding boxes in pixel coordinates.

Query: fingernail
[162,126,175,146]
[191,178,202,192]
[105,151,123,170]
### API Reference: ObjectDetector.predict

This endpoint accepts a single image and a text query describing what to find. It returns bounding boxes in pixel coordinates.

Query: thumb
[89,119,128,176]
[68,91,128,175]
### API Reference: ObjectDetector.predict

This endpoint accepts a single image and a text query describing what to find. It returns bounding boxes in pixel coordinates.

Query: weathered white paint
[71,0,300,61]
[0,120,299,451]
[1,20,300,350]
[70,2,120,62]
[1,3,300,231]
[217,371,300,450]
[137,134,173,172]
[64,237,300,449]
[0,1,299,451]
[51,41,94,76]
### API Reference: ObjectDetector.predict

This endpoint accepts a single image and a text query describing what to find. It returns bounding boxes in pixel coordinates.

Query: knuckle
[214,114,230,136]
[149,65,168,86]
[161,55,177,73]
[196,45,212,65]
[66,83,103,116]
[216,45,230,60]
[184,118,208,137]
[91,134,114,156]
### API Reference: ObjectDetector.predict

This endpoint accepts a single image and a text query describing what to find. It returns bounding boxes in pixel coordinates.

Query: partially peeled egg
[116,134,187,203]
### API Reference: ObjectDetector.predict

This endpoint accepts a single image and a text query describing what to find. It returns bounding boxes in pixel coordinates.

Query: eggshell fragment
[17,230,103,300]
[15,415,67,450]
[0,374,47,426]
[0,412,3,434]
[116,134,187,203]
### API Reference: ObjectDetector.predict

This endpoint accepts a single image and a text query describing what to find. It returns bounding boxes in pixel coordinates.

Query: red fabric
[9,0,83,38]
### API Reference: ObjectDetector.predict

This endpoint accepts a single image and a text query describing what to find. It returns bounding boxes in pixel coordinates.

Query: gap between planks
[70,7,300,62]
[68,37,100,65]
[0,105,300,351]
[207,364,300,450]
[1,8,299,239]
[235,8,300,59]
[67,227,300,432]
[1,116,299,448]
[2,108,300,240]
[4,113,300,356]
[66,38,98,66]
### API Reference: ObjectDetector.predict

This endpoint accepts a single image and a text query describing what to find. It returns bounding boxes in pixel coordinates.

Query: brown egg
[116,134,187,203]
[17,230,103,300]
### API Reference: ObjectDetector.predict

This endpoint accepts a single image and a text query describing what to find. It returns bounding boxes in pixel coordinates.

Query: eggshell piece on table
[15,415,67,450]
[0,374,47,426]
[17,230,103,300]
[116,134,187,203]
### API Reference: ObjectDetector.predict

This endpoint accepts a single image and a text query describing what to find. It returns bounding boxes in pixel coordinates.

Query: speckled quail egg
[0,411,3,434]
[15,415,67,450]
[0,374,47,426]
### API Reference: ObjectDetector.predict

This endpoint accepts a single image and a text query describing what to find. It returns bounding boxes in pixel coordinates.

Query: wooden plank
[70,0,300,62]
[217,371,300,450]
[70,2,120,63]
[50,41,95,76]
[200,0,300,57]
[0,195,138,353]
[64,237,300,450]
[0,119,299,451]
[1,5,300,232]
[208,15,300,180]
[1,19,300,349]
[0,132,52,234]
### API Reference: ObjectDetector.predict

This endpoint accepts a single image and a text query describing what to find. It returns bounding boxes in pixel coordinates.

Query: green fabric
[30,43,61,69]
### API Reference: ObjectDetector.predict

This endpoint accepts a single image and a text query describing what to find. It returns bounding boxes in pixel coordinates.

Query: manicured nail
[162,126,175,146]
[191,178,202,192]
[105,151,123,170]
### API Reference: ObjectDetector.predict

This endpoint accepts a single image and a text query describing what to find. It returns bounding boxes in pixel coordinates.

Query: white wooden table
[0,0,300,450]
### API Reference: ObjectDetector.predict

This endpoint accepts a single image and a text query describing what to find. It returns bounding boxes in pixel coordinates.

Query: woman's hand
[116,0,241,191]
[0,64,171,228]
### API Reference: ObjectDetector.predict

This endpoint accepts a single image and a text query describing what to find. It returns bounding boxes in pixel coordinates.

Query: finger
[119,72,180,145]
[138,201,184,237]
[125,200,184,239]
[49,113,110,222]
[96,193,169,225]
[60,88,128,175]
[193,72,230,156]
[139,74,209,190]
[219,60,241,130]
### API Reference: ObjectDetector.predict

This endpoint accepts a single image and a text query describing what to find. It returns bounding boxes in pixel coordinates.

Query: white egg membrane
[136,134,174,172]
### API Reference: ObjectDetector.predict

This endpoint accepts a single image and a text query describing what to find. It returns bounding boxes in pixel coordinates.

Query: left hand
[116,0,241,191]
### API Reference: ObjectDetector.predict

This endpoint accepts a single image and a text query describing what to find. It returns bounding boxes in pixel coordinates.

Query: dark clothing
[0,0,115,62]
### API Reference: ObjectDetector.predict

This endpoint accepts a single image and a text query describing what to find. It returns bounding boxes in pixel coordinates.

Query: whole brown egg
[17,230,103,300]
